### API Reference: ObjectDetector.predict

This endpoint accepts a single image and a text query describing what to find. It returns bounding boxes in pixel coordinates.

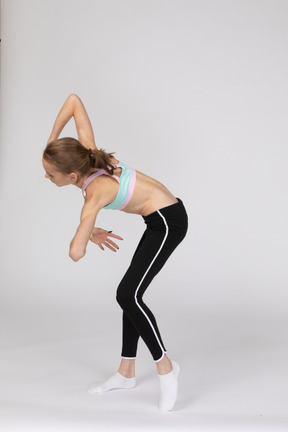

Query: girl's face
[42,158,77,187]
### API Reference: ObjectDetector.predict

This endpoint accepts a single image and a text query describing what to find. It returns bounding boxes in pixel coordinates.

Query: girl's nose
[45,173,49,179]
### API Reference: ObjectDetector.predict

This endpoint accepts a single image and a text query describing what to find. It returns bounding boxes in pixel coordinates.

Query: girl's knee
[116,286,134,309]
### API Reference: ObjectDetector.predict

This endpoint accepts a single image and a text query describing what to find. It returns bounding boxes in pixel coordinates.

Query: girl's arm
[69,182,123,261]
[47,94,97,150]
[69,196,101,262]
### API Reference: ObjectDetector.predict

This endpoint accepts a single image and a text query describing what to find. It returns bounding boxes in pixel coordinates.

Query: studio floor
[0,310,287,432]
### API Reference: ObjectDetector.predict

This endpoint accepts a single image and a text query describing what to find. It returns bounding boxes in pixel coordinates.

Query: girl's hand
[90,228,123,252]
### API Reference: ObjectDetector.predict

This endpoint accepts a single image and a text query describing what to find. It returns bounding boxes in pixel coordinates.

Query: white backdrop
[0,1,288,430]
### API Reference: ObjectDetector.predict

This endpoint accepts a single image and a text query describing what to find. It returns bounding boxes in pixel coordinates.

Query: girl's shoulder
[83,174,119,208]
[84,170,119,195]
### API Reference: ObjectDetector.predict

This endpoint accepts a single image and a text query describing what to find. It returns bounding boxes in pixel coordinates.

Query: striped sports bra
[81,161,136,211]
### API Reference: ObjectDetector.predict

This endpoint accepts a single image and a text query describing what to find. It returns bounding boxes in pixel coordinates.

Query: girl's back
[88,156,178,216]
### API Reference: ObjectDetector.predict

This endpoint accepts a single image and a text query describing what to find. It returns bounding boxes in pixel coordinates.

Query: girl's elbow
[69,247,86,262]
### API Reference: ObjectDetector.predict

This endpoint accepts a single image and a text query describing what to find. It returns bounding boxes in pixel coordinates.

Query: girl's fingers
[90,233,122,251]
[107,239,119,249]
[107,233,123,240]
[104,242,117,252]
[100,236,118,247]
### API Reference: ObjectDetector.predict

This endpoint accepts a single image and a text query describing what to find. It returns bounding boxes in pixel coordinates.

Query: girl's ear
[70,172,79,184]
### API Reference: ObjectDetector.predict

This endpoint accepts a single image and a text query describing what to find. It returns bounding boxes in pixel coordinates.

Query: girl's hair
[43,137,115,176]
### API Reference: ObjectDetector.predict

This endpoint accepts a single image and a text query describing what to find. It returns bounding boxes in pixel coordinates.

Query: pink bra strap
[82,168,120,198]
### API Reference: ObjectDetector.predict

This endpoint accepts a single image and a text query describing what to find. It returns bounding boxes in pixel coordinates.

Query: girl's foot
[88,372,136,394]
[157,360,180,412]
[88,358,136,394]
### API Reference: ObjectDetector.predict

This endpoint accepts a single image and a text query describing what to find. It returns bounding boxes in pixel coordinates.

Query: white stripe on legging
[134,210,169,360]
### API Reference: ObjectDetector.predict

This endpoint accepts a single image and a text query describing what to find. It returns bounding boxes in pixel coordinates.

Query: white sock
[88,372,136,394]
[158,360,180,412]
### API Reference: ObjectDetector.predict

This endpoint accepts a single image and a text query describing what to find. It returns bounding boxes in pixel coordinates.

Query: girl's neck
[75,169,97,189]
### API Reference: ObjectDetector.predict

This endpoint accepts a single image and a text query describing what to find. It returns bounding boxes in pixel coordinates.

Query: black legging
[116,198,188,362]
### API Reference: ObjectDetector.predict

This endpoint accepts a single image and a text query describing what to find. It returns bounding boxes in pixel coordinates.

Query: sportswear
[116,198,188,361]
[82,161,136,210]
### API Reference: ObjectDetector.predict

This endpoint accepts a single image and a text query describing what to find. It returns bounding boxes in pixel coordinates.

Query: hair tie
[88,148,95,167]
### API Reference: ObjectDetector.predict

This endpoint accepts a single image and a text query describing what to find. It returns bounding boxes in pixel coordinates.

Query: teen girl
[42,94,188,412]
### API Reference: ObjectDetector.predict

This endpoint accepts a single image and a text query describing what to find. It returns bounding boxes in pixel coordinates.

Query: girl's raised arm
[47,94,97,150]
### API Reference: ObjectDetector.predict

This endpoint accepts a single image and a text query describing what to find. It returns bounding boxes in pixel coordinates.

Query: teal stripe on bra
[104,161,131,210]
